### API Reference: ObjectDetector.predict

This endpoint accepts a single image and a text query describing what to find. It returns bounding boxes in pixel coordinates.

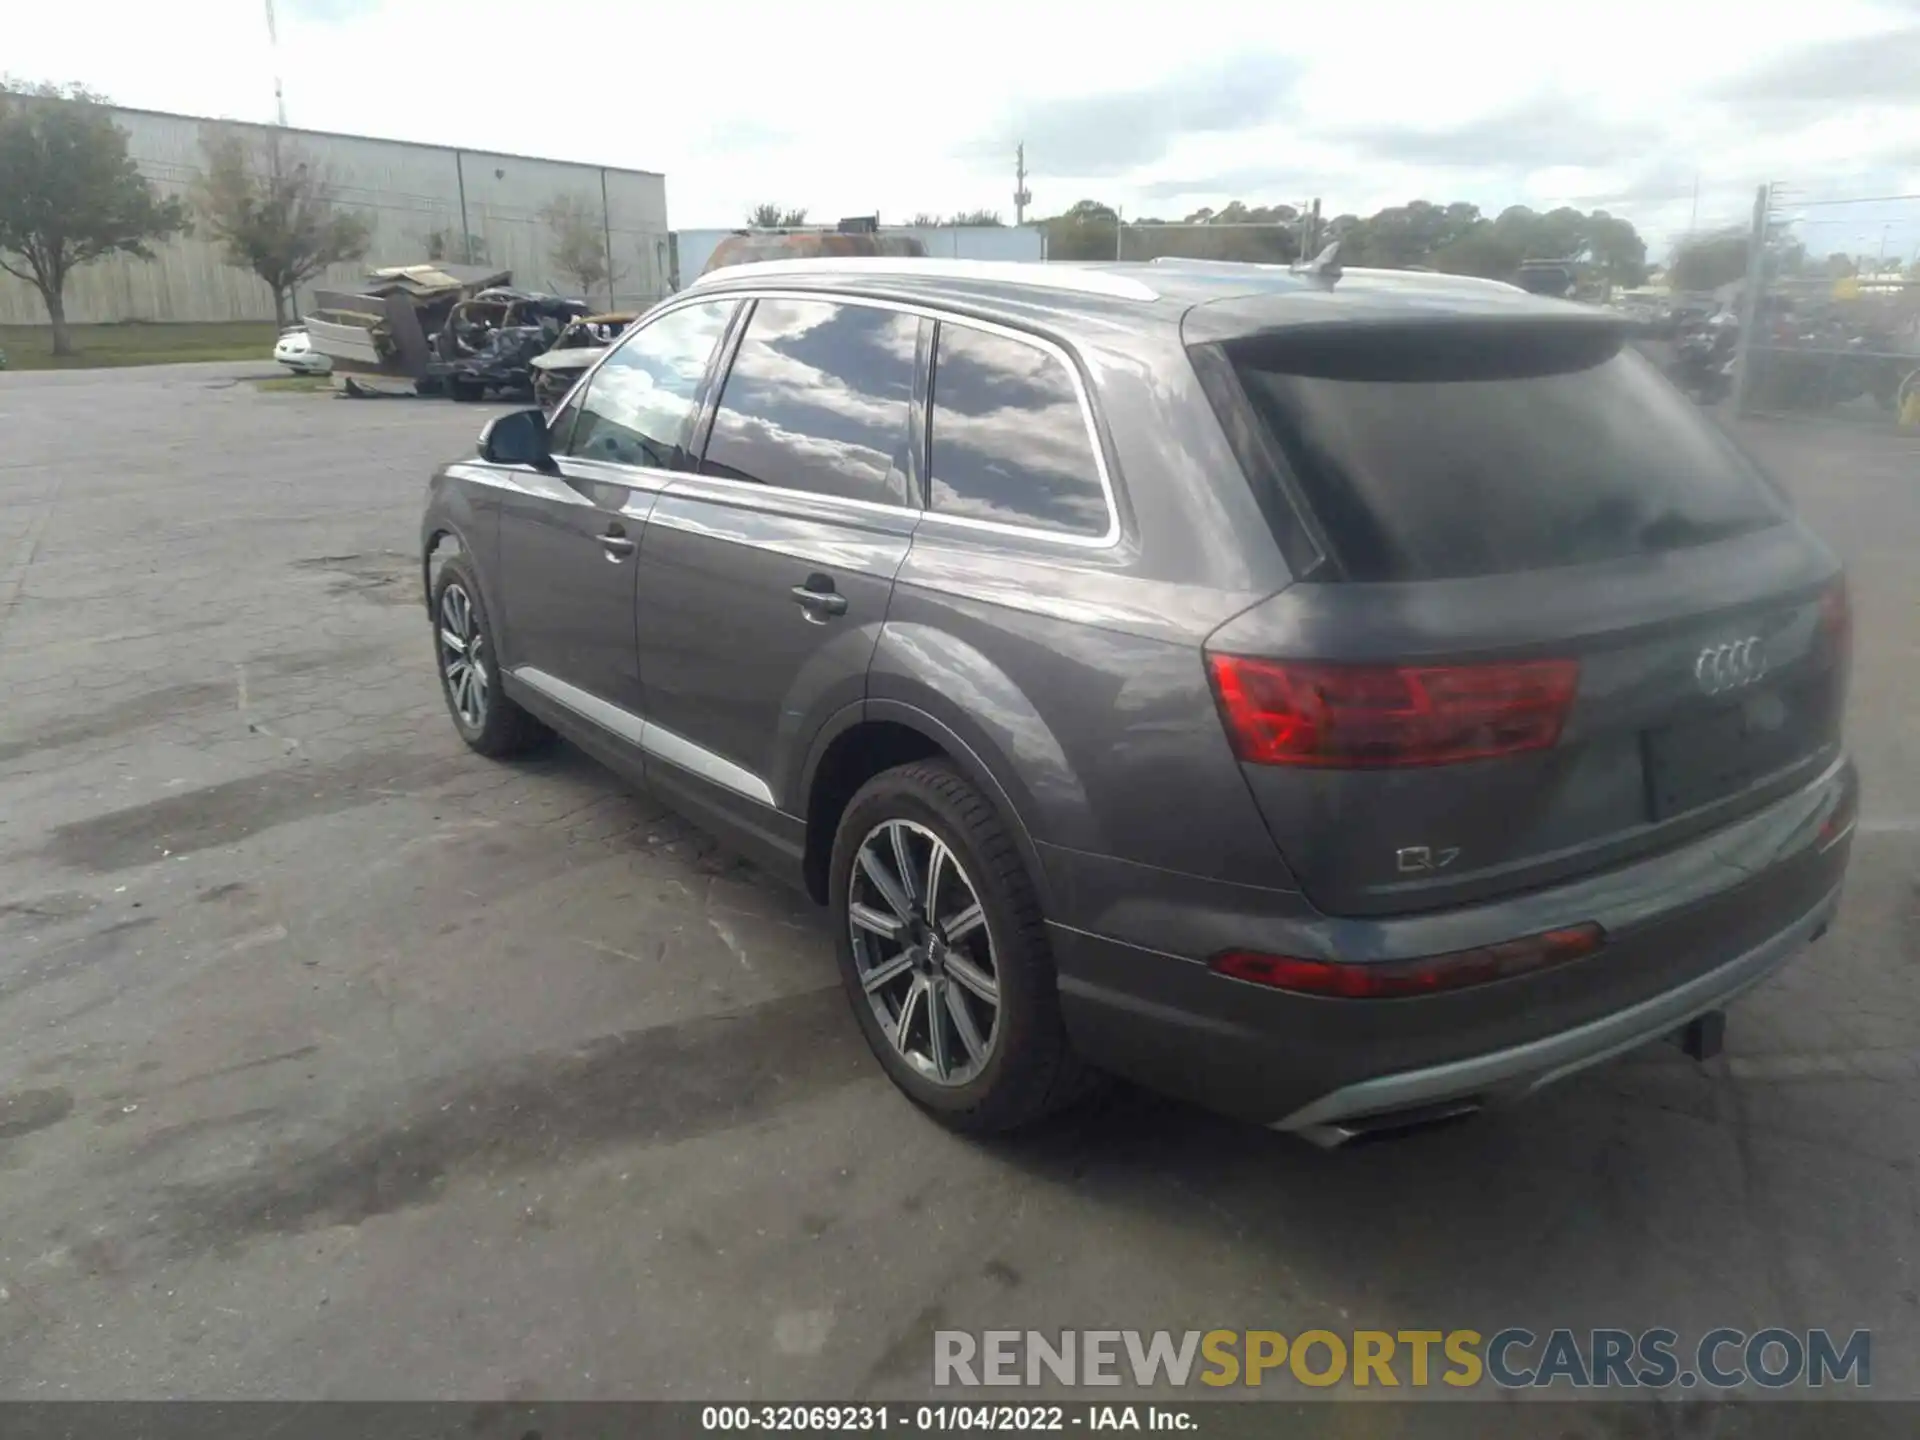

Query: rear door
[493,298,736,723]
[1197,318,1848,917]
[634,294,924,815]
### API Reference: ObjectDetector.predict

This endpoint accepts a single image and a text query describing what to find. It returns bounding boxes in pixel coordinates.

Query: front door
[635,296,925,813]
[492,298,737,726]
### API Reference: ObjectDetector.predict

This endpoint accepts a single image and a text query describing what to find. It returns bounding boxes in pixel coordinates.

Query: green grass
[251,374,334,394]
[0,320,277,371]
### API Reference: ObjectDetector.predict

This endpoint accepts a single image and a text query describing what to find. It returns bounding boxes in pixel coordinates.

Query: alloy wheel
[438,583,489,730]
[848,818,1000,1087]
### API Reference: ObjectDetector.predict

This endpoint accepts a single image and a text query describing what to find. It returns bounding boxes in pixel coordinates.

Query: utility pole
[1013,144,1030,227]
[264,0,288,125]
[1688,174,1700,237]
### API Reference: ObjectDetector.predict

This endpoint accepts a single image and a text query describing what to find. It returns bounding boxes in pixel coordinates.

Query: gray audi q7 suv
[420,255,1855,1145]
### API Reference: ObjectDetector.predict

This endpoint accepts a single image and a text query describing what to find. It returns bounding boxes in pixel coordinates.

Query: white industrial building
[0,103,671,326]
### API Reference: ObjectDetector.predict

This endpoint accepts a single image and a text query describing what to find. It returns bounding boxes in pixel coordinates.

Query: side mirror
[478,409,556,471]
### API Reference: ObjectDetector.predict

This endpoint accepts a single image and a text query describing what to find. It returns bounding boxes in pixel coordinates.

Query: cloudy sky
[11,0,1920,261]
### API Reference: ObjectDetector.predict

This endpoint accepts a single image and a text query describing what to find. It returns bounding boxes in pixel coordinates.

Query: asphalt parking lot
[2,363,1917,1405]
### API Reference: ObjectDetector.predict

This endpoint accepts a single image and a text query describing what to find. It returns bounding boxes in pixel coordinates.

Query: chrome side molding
[510,666,777,807]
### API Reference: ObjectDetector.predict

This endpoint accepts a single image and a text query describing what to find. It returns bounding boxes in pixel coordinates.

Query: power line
[1772,192,1920,209]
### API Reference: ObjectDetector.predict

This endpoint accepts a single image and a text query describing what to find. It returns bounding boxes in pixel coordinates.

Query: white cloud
[10,0,1920,259]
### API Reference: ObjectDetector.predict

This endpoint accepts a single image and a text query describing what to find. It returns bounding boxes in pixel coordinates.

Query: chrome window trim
[456,457,674,516]
[667,288,1124,550]
[511,665,777,807]
[651,472,922,530]
[920,312,1122,549]
[547,294,742,455]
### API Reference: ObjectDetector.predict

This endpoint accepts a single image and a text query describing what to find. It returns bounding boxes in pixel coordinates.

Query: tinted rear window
[1230,323,1787,581]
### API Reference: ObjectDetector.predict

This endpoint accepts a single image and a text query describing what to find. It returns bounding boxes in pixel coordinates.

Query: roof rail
[1147,256,1287,269]
[689,256,1160,302]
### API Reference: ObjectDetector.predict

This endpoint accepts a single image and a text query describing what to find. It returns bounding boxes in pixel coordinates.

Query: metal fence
[1735,183,1920,426]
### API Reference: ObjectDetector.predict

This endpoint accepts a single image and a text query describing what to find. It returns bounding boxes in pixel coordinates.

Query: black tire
[429,556,550,758]
[829,760,1099,1133]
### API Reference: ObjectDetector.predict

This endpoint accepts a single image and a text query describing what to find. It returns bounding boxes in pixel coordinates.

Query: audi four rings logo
[1695,637,1768,694]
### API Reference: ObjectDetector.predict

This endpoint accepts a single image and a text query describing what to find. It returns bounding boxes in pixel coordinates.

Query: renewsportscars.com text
[933,1328,1870,1391]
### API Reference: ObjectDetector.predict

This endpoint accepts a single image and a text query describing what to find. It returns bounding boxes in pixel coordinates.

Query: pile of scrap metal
[529,311,637,410]
[306,263,590,400]
[431,286,591,402]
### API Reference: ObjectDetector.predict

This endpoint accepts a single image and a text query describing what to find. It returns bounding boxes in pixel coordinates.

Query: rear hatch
[1195,315,1848,918]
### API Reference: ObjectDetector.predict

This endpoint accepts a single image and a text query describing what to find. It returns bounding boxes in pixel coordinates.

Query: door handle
[790,582,848,619]
[599,528,635,561]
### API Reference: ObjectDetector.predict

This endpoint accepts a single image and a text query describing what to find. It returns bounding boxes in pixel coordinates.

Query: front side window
[927,324,1110,538]
[560,300,734,469]
[699,298,919,506]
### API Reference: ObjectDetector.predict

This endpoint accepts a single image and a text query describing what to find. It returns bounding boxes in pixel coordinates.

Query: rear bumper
[1048,757,1854,1137]
[1272,882,1837,1144]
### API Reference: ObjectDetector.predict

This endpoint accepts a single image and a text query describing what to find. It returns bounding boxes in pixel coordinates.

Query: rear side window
[699,298,918,506]
[560,300,734,469]
[1230,324,1787,581]
[928,324,1110,538]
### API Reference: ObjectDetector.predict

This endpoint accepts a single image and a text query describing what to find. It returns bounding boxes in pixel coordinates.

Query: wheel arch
[798,702,1053,912]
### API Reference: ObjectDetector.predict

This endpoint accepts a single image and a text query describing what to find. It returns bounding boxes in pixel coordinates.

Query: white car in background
[273,326,332,375]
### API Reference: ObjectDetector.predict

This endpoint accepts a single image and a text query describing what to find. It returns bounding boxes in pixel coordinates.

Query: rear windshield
[1229,323,1787,581]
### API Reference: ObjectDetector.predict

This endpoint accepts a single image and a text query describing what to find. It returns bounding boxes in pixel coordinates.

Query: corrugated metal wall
[0,104,670,326]
[670,226,1046,288]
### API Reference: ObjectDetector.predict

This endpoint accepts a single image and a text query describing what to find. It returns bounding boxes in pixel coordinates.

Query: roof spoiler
[1291,241,1342,283]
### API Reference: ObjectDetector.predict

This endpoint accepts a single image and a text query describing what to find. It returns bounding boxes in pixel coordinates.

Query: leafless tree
[541,192,620,303]
[193,125,372,328]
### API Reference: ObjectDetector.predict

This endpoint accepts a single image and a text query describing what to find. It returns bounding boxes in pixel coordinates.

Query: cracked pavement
[1,363,1918,1403]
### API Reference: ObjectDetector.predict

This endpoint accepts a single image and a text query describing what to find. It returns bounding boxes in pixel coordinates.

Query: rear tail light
[1212,923,1604,999]
[1205,654,1579,768]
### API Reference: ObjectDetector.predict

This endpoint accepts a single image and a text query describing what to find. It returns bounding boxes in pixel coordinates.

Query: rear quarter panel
[870,326,1299,895]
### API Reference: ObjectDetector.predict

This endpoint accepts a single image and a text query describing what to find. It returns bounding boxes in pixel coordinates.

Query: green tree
[1041,199,1121,260]
[1063,199,1119,223]
[1669,231,1751,292]
[1206,200,1298,226]
[747,203,808,227]
[1334,200,1646,287]
[1580,210,1649,286]
[1341,201,1485,269]
[1430,222,1526,278]
[950,208,1004,226]
[0,81,188,355]
[193,125,371,328]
